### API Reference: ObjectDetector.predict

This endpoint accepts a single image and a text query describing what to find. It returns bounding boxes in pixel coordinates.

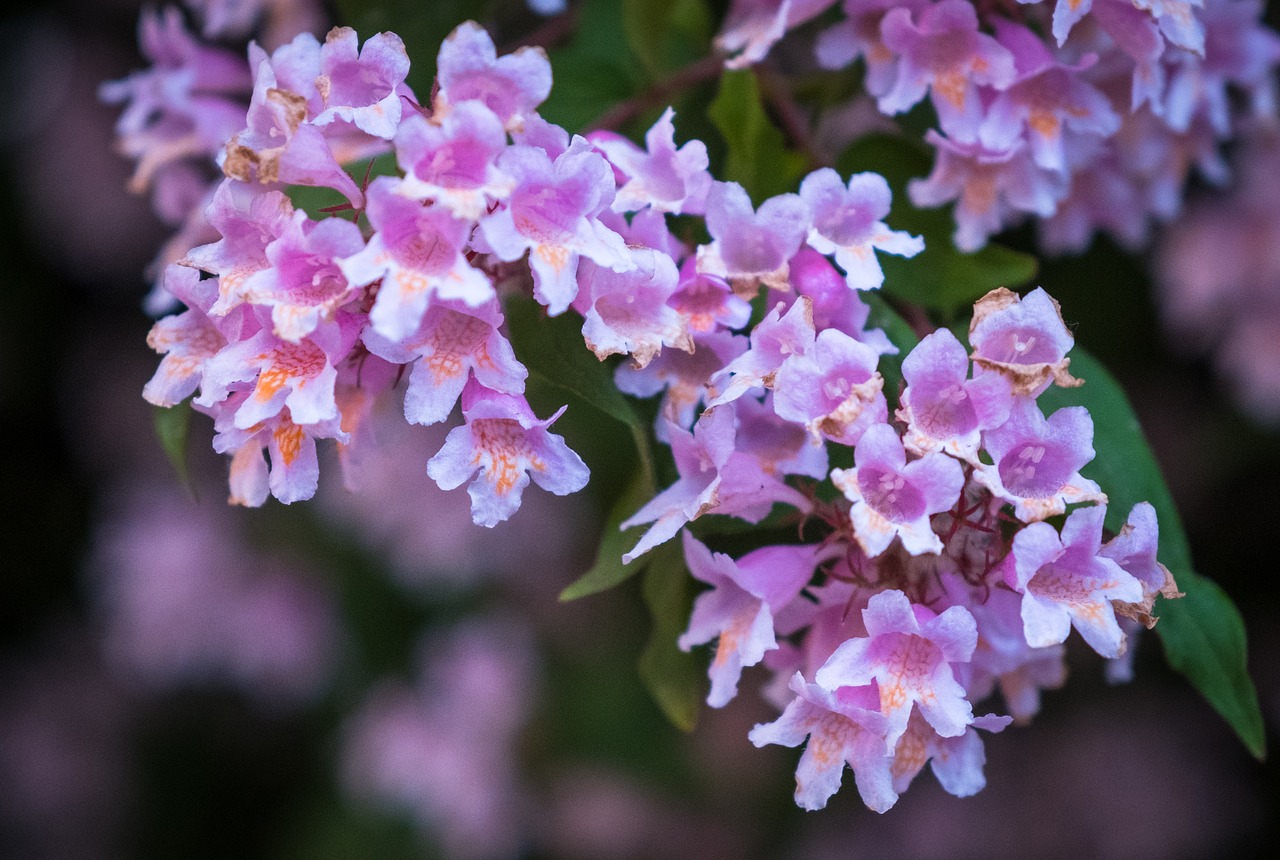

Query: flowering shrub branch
[104,0,1266,819]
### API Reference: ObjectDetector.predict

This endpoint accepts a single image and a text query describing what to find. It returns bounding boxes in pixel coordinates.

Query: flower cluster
[100,1,327,310]
[640,283,1180,811]
[127,16,929,528]
[113,14,1182,815]
[718,0,1280,253]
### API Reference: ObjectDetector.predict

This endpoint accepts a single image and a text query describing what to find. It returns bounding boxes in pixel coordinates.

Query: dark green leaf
[638,540,704,731]
[1040,349,1265,759]
[837,134,1037,315]
[862,291,919,410]
[285,153,399,220]
[154,399,194,494]
[503,296,645,428]
[708,69,809,202]
[560,469,656,601]
[541,0,647,132]
[622,0,713,80]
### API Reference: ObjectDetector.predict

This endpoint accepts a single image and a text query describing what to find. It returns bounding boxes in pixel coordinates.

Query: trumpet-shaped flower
[679,533,823,707]
[235,209,365,342]
[480,138,631,315]
[339,176,494,341]
[434,20,552,131]
[427,383,589,527]
[748,673,893,811]
[393,102,514,219]
[620,406,808,562]
[898,327,1012,461]
[362,299,526,426]
[799,167,923,290]
[1004,504,1144,658]
[595,107,712,215]
[312,27,411,139]
[969,287,1080,395]
[773,327,887,445]
[698,181,810,296]
[707,297,815,406]
[974,400,1105,522]
[831,423,964,557]
[578,250,693,368]
[815,589,978,752]
[879,0,1016,142]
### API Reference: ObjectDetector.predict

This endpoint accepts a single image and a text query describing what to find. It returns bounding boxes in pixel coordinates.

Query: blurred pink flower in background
[88,483,340,706]
[316,403,590,592]
[1157,126,1280,424]
[341,616,539,859]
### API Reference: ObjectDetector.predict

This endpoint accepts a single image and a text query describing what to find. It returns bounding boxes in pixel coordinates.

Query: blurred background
[1,0,1278,857]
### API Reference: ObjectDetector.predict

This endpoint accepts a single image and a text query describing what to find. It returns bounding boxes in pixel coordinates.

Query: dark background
[1,1,1277,857]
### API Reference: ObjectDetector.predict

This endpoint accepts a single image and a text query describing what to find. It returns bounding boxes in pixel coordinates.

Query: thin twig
[590,54,725,132]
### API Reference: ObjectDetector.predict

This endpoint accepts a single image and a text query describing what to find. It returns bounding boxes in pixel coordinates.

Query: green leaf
[285,152,399,219]
[836,134,1037,315]
[154,399,194,494]
[503,296,644,428]
[1040,349,1265,759]
[560,469,656,601]
[541,0,647,132]
[862,291,919,410]
[708,69,809,202]
[638,540,704,731]
[623,0,713,80]
[503,295,657,486]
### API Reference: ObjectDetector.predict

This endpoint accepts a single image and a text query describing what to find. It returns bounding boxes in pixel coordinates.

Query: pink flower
[748,673,892,810]
[980,21,1121,173]
[667,258,751,335]
[898,327,1013,461]
[816,0,929,95]
[578,250,694,368]
[434,20,552,131]
[362,299,526,427]
[909,131,1067,252]
[707,297,816,407]
[879,0,1016,142]
[969,287,1081,396]
[236,209,365,342]
[339,176,494,341]
[717,0,841,68]
[799,167,923,291]
[312,27,411,139]
[679,533,824,706]
[427,383,589,527]
[594,107,712,215]
[143,265,228,407]
[187,182,296,317]
[974,400,1105,522]
[480,138,631,315]
[620,406,809,562]
[393,101,514,219]
[222,39,363,206]
[615,330,747,436]
[1004,504,1145,657]
[773,328,888,446]
[831,423,964,557]
[815,589,978,751]
[697,181,810,295]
